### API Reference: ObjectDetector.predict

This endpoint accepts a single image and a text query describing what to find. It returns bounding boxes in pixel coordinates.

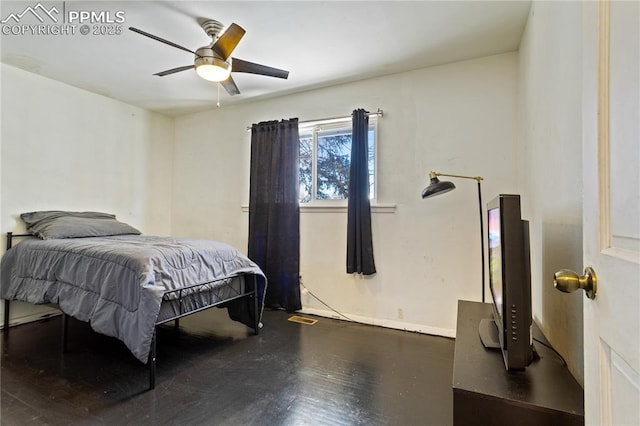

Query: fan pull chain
[217,83,221,108]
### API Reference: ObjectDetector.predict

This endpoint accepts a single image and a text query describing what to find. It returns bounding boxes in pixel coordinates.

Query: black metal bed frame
[2,232,260,390]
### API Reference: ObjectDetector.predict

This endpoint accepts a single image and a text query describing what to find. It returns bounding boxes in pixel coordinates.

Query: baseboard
[2,306,456,340]
[1,308,61,329]
[298,307,456,338]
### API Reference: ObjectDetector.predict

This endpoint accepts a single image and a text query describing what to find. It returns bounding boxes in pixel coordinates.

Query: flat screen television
[479,194,534,370]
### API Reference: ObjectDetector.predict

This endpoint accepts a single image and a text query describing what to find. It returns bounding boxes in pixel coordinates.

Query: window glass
[299,134,313,203]
[316,128,351,200]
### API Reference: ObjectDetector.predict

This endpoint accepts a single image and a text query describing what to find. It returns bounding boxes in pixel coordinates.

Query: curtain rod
[246,108,383,131]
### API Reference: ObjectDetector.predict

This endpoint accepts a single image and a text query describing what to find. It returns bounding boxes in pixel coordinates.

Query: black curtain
[346,109,376,275]
[248,118,302,311]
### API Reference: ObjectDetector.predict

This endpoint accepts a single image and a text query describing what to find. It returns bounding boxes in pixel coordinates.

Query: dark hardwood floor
[1,309,454,425]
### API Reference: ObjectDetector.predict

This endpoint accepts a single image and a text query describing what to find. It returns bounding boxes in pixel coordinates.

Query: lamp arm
[429,171,483,182]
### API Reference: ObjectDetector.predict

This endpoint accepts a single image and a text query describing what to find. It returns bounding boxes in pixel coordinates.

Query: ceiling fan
[129,19,289,96]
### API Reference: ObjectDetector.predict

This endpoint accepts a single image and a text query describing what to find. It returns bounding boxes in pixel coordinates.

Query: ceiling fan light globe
[196,63,231,82]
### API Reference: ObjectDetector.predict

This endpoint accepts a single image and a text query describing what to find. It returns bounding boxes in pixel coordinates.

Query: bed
[0,211,266,390]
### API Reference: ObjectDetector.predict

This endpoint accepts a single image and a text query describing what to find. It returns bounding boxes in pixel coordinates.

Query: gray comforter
[0,235,265,363]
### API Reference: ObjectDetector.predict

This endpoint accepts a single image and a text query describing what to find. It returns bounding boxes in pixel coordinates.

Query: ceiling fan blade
[129,27,198,56]
[231,58,289,79]
[154,65,195,77]
[220,76,240,96]
[211,23,246,61]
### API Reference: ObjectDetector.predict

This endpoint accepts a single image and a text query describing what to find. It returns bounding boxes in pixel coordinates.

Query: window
[299,117,376,203]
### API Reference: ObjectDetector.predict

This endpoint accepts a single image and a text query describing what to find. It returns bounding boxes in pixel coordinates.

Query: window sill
[241,203,396,214]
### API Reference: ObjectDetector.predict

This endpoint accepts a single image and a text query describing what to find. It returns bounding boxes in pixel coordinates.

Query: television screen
[488,208,503,324]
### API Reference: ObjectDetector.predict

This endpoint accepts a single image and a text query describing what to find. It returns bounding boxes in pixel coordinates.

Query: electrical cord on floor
[299,279,570,369]
[299,277,355,323]
[532,336,567,366]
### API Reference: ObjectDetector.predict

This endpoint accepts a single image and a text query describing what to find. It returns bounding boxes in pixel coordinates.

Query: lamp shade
[421,177,456,199]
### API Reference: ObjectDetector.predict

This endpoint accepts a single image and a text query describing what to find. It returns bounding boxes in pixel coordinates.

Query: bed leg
[3,300,10,336]
[252,276,259,336]
[174,319,180,330]
[3,233,13,337]
[148,328,157,390]
[61,313,69,353]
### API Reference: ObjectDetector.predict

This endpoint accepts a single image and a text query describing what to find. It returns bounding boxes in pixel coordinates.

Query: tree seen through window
[299,120,375,203]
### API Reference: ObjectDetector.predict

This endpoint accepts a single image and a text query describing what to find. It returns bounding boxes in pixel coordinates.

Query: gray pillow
[20,211,141,239]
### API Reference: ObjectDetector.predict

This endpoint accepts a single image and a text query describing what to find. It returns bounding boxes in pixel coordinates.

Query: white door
[582,1,640,425]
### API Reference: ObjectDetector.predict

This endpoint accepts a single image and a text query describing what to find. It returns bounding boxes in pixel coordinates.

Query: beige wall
[518,1,584,385]
[1,64,174,238]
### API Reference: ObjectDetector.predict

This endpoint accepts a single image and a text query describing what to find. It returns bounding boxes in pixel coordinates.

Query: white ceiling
[1,1,531,117]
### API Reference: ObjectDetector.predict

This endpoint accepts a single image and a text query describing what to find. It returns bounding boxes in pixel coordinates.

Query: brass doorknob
[553,267,597,299]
